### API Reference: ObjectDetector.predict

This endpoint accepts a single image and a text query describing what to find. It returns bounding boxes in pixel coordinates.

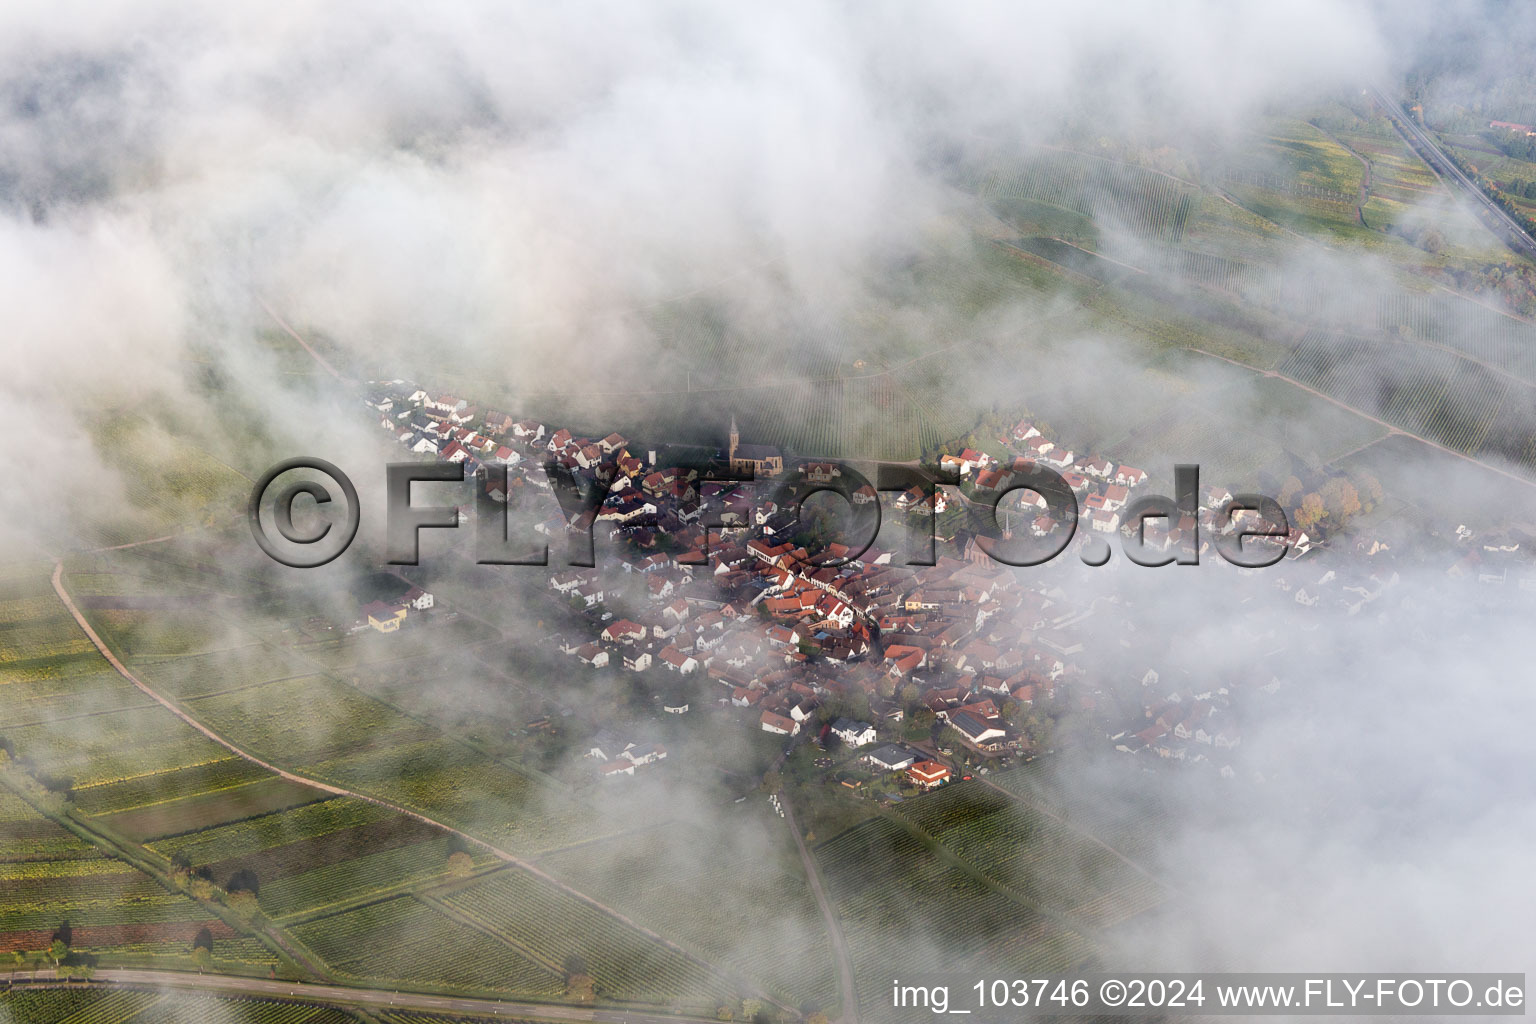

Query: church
[726,417,784,478]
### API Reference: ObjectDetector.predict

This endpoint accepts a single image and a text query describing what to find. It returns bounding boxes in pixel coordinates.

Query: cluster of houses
[361,381,1435,786]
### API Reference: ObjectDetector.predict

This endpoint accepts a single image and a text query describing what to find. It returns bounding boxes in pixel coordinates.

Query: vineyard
[892,783,1169,931]
[182,675,418,766]
[305,739,602,857]
[5,703,237,792]
[987,761,1178,867]
[72,758,272,816]
[96,778,330,844]
[255,836,477,924]
[540,823,839,1009]
[976,151,1199,245]
[1278,330,1513,454]
[815,816,1098,1020]
[0,790,100,862]
[127,645,316,701]
[0,988,362,1023]
[1375,291,1536,383]
[433,867,736,1007]
[293,895,563,995]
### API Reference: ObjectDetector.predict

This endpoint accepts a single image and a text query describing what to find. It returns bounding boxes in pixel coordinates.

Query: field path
[2,970,725,1024]
[1186,348,1536,491]
[779,790,860,1024]
[49,560,780,1013]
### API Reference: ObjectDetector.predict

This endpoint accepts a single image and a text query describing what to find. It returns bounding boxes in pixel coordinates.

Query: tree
[447,850,474,877]
[897,683,920,706]
[1277,475,1304,508]
[740,997,763,1020]
[808,1013,831,1024]
[564,973,596,1003]
[1294,492,1326,531]
[191,946,213,974]
[225,890,261,925]
[1353,471,1383,507]
[49,939,67,971]
[1320,478,1361,523]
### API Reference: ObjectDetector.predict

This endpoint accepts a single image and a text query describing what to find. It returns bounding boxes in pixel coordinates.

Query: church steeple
[728,415,739,462]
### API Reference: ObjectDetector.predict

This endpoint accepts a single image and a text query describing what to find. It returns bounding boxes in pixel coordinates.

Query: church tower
[728,415,739,463]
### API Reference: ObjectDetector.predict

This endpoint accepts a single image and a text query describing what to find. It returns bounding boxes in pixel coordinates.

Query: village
[349,378,1478,792]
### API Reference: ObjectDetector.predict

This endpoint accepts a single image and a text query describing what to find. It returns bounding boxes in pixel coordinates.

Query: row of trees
[1276,471,1384,534]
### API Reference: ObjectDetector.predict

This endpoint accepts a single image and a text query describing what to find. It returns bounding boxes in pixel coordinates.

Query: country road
[778,790,860,1024]
[1369,86,1536,260]
[2,970,723,1024]
[47,560,781,1016]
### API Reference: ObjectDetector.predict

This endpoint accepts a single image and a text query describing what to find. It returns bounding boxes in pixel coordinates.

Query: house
[622,650,652,672]
[601,619,647,644]
[599,432,628,455]
[1114,466,1148,488]
[622,741,667,765]
[658,646,698,673]
[512,420,545,443]
[361,601,406,633]
[906,760,951,789]
[1080,455,1113,479]
[576,643,609,668]
[863,744,916,771]
[663,700,690,714]
[1010,420,1042,442]
[760,710,801,736]
[830,718,877,748]
[401,586,434,610]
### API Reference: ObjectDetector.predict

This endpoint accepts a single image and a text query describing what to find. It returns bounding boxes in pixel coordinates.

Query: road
[777,790,860,1024]
[3,970,723,1024]
[48,561,778,1014]
[1369,86,1536,260]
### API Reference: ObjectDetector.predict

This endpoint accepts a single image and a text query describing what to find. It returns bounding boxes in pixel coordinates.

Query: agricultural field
[0,846,269,972]
[0,988,365,1023]
[540,822,840,1009]
[975,150,1200,245]
[0,789,100,863]
[302,738,607,857]
[432,866,738,1008]
[81,412,252,546]
[815,815,1099,1022]
[1278,329,1519,454]
[988,760,1181,869]
[292,895,564,996]
[892,783,1169,932]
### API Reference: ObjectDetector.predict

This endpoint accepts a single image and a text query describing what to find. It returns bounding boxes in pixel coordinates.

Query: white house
[830,718,877,748]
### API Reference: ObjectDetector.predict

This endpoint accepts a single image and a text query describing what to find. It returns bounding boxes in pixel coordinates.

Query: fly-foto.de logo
[248,457,1289,571]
